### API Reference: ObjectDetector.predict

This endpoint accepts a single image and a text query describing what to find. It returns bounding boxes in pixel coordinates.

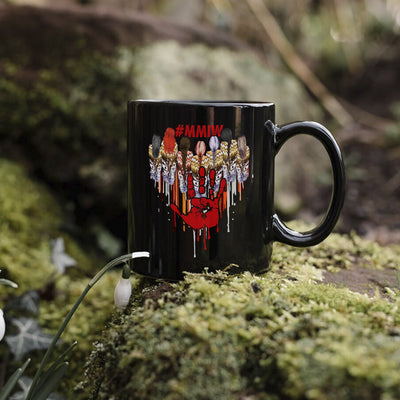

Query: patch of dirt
[142,282,174,304]
[292,129,400,298]
[322,264,399,299]
[338,139,400,244]
[295,133,400,247]
[304,41,400,297]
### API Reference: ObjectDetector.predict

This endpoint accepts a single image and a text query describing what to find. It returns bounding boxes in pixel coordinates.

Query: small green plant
[82,233,400,400]
[0,253,149,400]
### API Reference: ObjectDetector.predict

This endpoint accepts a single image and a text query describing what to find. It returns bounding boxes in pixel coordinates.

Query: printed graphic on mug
[148,125,251,254]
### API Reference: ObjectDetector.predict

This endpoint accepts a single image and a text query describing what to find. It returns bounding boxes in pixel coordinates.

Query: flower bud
[0,309,5,341]
[114,265,132,309]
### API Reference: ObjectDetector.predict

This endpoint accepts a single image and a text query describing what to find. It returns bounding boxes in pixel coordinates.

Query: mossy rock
[0,158,96,294]
[0,158,120,397]
[125,41,321,123]
[82,232,400,400]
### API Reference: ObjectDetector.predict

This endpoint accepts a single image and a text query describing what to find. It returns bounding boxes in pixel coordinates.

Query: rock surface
[0,158,119,396]
[82,230,400,400]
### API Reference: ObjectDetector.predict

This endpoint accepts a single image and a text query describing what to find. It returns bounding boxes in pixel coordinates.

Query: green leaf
[5,318,56,361]
[9,376,31,400]
[0,359,31,400]
[7,290,40,315]
[33,341,77,395]
[9,376,64,400]
[50,237,77,274]
[31,363,68,400]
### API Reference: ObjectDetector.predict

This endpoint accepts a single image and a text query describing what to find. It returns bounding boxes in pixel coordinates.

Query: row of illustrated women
[148,127,251,244]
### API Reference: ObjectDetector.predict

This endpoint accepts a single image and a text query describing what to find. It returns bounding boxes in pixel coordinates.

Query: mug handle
[266,120,346,246]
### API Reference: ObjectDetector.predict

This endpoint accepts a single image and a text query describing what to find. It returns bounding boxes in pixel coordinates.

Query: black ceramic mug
[128,100,345,280]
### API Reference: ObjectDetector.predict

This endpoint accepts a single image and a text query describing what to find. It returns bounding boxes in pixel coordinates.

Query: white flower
[114,278,132,309]
[0,309,5,341]
[114,264,132,309]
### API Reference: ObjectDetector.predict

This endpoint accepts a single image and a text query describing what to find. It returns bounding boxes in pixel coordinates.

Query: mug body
[128,100,275,280]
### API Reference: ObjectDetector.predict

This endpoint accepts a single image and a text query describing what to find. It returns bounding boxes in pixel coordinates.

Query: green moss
[0,159,124,398]
[273,221,400,274]
[0,53,131,148]
[37,270,135,398]
[0,159,63,292]
[83,233,400,400]
[0,158,100,293]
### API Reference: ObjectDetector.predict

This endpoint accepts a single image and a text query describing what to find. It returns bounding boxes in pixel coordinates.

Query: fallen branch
[246,0,355,127]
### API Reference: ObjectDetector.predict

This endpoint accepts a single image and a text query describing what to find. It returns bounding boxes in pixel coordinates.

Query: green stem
[0,278,18,288]
[26,252,145,400]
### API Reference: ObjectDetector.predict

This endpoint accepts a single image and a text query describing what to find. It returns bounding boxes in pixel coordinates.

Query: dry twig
[246,0,355,127]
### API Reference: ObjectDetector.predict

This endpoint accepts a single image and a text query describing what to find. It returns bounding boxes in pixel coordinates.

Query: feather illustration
[195,141,206,163]
[177,137,192,192]
[236,135,250,183]
[237,135,247,160]
[179,137,191,179]
[152,134,162,158]
[149,135,162,182]
[163,127,176,155]
[221,128,232,157]
[191,141,206,178]
[161,128,178,185]
[209,136,219,168]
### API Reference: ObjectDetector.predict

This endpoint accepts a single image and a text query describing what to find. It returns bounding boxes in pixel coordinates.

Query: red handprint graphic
[170,167,226,232]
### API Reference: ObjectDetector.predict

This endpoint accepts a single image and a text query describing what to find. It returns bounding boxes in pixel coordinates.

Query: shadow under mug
[128,100,345,280]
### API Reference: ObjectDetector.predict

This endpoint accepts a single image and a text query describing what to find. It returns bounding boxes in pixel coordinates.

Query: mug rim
[131,99,274,108]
